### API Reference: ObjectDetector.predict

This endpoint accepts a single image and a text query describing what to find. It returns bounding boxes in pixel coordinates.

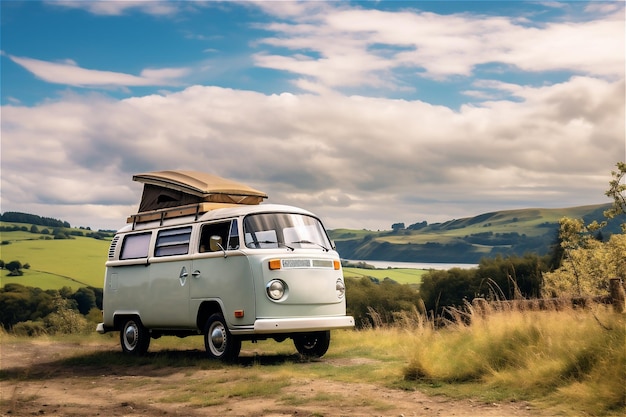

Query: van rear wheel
[293,331,330,358]
[120,317,150,355]
[203,313,241,361]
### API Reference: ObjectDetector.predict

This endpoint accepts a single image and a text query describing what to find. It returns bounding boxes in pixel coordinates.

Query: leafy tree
[0,284,56,329]
[604,161,626,230]
[44,296,88,334]
[346,276,421,328]
[5,260,23,276]
[476,254,547,299]
[543,163,626,297]
[543,218,626,297]
[419,268,477,315]
[391,222,405,231]
[0,212,69,228]
[72,287,96,315]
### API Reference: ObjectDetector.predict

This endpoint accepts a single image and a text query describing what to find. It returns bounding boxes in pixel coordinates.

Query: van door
[144,226,193,327]
[191,220,255,327]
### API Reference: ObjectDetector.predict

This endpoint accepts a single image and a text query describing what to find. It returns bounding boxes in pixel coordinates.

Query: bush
[12,320,47,336]
[44,307,89,334]
[346,276,421,328]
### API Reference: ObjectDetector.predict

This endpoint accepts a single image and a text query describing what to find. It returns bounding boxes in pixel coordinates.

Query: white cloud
[2,74,623,231]
[8,55,190,88]
[252,4,624,92]
[46,0,182,16]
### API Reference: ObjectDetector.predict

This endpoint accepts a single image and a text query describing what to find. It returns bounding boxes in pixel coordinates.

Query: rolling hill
[329,203,623,263]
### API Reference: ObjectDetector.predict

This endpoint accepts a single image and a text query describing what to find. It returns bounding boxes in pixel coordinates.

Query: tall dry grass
[399,302,625,416]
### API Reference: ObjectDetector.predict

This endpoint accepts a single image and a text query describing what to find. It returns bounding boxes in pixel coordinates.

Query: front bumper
[234,315,355,335]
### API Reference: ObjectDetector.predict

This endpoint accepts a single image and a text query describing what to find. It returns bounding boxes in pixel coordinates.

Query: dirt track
[1,340,541,417]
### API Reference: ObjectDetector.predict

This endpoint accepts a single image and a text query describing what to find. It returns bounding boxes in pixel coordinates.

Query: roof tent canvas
[128,170,267,223]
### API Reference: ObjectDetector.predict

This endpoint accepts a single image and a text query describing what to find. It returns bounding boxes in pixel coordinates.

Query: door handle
[192,270,201,278]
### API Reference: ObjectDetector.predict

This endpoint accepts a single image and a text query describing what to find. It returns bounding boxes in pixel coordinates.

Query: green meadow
[0,231,109,290]
[342,266,426,285]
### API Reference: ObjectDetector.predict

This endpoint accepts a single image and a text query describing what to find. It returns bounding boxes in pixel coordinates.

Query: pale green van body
[97,203,354,360]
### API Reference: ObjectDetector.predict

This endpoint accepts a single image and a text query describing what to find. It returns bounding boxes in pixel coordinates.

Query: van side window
[155,226,192,257]
[120,232,151,260]
[200,220,239,252]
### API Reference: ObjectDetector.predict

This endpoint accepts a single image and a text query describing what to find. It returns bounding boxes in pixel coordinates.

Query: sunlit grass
[342,267,427,285]
[403,305,625,416]
[0,235,109,289]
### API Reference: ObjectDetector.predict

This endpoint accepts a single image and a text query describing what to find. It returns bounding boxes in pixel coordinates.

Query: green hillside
[330,203,622,263]
[0,225,110,290]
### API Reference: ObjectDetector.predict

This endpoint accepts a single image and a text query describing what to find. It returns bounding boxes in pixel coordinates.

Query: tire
[293,331,331,358]
[203,313,241,361]
[120,317,150,355]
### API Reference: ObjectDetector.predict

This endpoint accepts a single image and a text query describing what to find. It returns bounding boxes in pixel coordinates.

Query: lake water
[344,259,478,270]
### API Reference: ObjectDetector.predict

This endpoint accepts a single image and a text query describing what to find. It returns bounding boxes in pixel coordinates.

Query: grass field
[342,266,426,285]
[0,234,109,289]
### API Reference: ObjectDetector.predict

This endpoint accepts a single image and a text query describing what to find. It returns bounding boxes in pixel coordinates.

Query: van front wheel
[120,317,150,355]
[293,331,330,358]
[203,313,241,361]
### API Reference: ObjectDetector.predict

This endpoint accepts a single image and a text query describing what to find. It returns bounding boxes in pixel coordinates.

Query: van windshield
[243,213,331,251]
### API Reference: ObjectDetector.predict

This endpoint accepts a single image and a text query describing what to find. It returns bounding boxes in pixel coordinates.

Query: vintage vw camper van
[97,170,354,360]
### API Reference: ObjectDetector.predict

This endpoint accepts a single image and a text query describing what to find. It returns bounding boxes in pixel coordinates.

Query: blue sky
[1,1,625,231]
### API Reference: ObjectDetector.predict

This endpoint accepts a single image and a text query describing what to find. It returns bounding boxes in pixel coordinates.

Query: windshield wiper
[257,240,294,251]
[290,240,329,252]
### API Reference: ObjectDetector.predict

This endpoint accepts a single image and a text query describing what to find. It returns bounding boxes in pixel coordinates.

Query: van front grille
[282,259,334,269]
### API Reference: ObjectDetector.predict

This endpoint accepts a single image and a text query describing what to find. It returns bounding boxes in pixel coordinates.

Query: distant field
[343,267,426,285]
[0,233,109,290]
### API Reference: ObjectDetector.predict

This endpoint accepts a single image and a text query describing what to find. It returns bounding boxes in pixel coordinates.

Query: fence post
[609,278,625,313]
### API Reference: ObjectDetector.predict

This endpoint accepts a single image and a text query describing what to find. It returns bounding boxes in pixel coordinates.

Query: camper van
[97,170,354,360]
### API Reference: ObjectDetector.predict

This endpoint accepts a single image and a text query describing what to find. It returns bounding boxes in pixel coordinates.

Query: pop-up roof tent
[127,170,268,224]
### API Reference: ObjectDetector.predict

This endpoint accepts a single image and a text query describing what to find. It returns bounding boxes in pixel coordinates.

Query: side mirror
[210,235,227,257]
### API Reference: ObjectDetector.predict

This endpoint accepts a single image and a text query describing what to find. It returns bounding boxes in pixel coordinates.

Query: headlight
[336,279,346,299]
[266,279,286,300]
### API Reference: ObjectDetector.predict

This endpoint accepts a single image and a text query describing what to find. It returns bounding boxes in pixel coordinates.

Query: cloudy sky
[1,1,624,232]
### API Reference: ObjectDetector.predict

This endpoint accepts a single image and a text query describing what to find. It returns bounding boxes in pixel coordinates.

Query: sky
[1,0,625,232]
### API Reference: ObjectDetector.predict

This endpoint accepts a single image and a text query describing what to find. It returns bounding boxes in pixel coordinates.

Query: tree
[543,163,626,297]
[5,260,23,276]
[477,253,547,299]
[72,287,96,315]
[391,222,405,231]
[419,268,478,315]
[604,161,626,230]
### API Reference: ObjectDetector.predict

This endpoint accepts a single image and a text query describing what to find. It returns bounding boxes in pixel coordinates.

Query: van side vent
[108,236,120,260]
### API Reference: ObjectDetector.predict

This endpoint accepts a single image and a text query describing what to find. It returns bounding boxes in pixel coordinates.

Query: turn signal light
[234,310,244,318]
[334,260,341,270]
[268,259,282,270]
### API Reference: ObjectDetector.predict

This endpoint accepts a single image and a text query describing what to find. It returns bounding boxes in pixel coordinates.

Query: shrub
[12,320,47,336]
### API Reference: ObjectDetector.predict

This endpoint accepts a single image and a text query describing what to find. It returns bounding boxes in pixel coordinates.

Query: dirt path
[1,340,540,417]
